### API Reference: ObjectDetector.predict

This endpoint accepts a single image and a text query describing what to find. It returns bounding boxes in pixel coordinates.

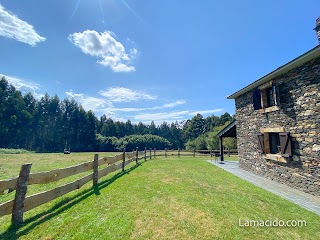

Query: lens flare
[70,0,81,20]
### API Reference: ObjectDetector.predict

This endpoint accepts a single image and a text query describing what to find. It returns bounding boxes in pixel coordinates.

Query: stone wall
[235,56,320,196]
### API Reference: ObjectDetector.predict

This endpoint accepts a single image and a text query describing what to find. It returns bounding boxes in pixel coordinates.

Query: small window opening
[269,133,280,154]
[266,87,275,107]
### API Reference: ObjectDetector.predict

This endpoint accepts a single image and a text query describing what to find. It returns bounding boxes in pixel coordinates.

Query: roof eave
[227,45,320,99]
[216,120,236,138]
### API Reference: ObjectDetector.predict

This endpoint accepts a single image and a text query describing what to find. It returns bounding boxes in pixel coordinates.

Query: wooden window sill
[263,154,287,163]
[259,106,279,114]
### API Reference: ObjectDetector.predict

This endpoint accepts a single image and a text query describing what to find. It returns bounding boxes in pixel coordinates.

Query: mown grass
[0,152,119,203]
[0,152,119,179]
[0,154,319,239]
[0,149,34,154]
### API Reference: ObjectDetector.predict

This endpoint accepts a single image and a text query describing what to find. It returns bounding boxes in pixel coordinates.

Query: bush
[96,134,171,151]
[186,135,208,150]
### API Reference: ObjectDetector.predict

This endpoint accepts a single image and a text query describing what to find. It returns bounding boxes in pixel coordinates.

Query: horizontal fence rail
[0,148,150,224]
[0,148,237,224]
[156,149,238,158]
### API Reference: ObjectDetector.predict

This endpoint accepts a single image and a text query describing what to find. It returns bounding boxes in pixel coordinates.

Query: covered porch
[216,120,237,162]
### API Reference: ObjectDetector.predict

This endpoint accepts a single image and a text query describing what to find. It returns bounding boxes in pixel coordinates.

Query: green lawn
[0,154,319,239]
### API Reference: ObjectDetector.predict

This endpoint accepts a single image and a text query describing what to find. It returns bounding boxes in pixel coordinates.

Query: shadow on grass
[0,162,142,240]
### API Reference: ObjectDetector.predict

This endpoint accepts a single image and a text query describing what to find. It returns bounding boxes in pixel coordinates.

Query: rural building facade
[227,18,320,196]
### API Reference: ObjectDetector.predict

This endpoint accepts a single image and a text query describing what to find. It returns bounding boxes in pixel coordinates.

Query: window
[252,81,279,112]
[266,87,276,107]
[253,89,262,110]
[257,131,292,158]
[269,133,280,154]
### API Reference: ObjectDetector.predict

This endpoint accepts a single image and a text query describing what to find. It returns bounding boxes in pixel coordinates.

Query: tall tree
[0,77,235,152]
[125,120,134,136]
[170,121,183,149]
[183,114,206,141]
[148,121,157,135]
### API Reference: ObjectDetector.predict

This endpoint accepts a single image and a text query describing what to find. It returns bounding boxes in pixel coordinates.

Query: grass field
[0,148,34,154]
[0,153,319,239]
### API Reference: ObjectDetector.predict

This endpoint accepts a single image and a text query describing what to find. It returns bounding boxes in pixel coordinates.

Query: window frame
[252,80,280,113]
[257,128,292,163]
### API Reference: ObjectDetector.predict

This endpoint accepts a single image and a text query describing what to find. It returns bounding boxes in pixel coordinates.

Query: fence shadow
[0,162,142,240]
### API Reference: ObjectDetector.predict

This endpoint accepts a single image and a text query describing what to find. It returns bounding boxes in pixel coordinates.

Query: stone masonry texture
[235,56,320,196]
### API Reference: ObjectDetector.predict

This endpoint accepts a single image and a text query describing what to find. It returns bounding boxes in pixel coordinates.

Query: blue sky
[0,0,319,124]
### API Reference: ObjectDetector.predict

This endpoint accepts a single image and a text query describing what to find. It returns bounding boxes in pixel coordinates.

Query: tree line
[0,77,236,152]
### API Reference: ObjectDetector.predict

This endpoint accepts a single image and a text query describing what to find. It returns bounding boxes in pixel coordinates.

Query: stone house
[227,18,320,196]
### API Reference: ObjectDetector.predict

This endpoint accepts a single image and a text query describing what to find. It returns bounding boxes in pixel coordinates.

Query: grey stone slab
[207,160,320,216]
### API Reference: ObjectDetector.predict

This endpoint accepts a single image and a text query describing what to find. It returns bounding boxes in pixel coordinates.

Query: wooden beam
[93,154,99,186]
[97,162,122,179]
[258,80,273,90]
[24,174,93,212]
[144,147,147,161]
[12,163,32,224]
[0,199,14,217]
[122,148,126,172]
[97,154,122,166]
[29,161,93,185]
[125,152,135,159]
[138,151,145,156]
[98,154,123,166]
[260,127,285,133]
[220,137,224,162]
[0,177,18,193]
[135,147,139,164]
[124,158,134,167]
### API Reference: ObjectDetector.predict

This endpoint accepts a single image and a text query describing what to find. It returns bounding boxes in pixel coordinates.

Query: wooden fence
[0,148,237,224]
[157,149,238,158]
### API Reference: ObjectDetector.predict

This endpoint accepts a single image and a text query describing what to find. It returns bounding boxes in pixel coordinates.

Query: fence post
[193,150,195,157]
[149,148,152,160]
[144,147,147,161]
[154,148,156,159]
[93,154,99,186]
[12,163,32,225]
[210,149,212,158]
[228,149,230,157]
[178,148,180,158]
[122,148,126,172]
[136,147,138,164]
[165,148,167,158]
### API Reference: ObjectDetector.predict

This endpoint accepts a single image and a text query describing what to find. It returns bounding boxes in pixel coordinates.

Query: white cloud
[0,74,43,99]
[99,87,156,102]
[188,109,224,115]
[133,108,224,123]
[64,89,222,124]
[65,90,113,112]
[134,111,189,122]
[68,30,137,72]
[0,4,45,46]
[99,100,186,113]
[160,100,186,109]
[103,107,144,112]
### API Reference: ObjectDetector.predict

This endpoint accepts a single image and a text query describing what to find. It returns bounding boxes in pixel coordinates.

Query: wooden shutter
[257,133,265,153]
[279,132,292,157]
[252,89,262,110]
[272,83,278,106]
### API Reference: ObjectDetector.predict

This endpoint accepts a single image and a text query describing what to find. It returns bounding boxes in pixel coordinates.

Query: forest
[0,77,236,152]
